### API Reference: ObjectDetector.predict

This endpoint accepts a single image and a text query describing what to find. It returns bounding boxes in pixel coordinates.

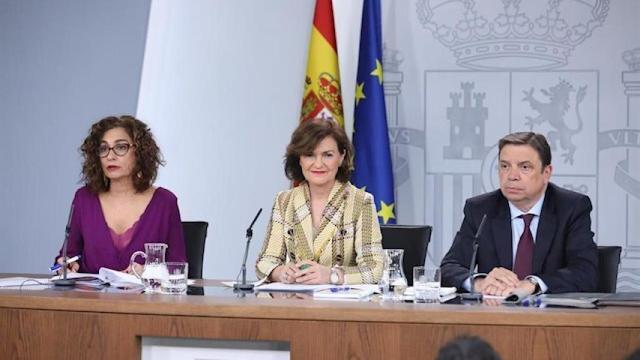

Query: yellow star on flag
[355,82,366,106]
[377,200,396,224]
[370,59,383,85]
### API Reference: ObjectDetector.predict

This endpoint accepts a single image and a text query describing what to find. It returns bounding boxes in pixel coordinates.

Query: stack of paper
[255,282,333,292]
[50,268,144,290]
[0,277,51,290]
[251,282,380,301]
[313,285,377,301]
[97,268,143,287]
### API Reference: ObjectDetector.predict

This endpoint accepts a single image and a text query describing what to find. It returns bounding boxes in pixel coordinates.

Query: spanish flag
[300,0,344,126]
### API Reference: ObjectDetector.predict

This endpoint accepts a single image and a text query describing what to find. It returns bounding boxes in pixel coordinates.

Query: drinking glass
[413,266,441,303]
[161,262,189,294]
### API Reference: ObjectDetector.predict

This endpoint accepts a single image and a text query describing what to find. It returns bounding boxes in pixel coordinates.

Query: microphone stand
[53,204,76,287]
[460,214,487,301]
[234,208,262,292]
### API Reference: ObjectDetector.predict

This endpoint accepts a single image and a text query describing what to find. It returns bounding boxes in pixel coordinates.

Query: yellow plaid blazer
[255,181,384,284]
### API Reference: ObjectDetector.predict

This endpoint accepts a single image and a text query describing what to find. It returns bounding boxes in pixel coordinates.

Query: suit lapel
[313,182,347,259]
[491,196,513,269]
[533,186,556,274]
[291,184,314,259]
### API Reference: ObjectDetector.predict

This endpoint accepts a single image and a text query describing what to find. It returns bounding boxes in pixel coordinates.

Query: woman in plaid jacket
[256,119,384,285]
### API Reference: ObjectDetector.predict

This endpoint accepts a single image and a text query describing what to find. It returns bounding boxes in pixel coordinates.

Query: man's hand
[508,279,537,297]
[474,267,520,296]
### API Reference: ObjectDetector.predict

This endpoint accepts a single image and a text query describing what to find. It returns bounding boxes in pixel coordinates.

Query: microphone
[234,208,263,292]
[460,214,487,301]
[53,204,76,287]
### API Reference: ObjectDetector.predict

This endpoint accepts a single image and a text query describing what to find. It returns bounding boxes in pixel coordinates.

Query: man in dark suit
[441,132,597,296]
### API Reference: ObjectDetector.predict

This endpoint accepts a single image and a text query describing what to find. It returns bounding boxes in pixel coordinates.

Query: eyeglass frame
[98,142,136,158]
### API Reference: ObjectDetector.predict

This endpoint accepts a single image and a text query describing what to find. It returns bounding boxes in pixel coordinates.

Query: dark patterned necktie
[513,214,535,280]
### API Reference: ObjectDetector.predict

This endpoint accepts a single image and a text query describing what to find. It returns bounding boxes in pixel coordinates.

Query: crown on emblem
[383,43,404,72]
[417,0,609,70]
[623,48,640,71]
[317,72,343,115]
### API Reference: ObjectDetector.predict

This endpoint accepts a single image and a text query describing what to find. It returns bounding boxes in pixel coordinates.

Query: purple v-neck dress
[57,186,187,273]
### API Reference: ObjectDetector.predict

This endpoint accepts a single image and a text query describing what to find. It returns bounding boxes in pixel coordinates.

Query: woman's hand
[123,263,143,276]
[55,257,80,275]
[292,260,331,284]
[270,263,299,284]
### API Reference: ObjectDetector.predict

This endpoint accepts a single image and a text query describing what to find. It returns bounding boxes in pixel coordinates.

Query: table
[0,278,639,359]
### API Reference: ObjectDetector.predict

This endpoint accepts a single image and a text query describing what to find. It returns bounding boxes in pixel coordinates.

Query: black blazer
[441,183,597,293]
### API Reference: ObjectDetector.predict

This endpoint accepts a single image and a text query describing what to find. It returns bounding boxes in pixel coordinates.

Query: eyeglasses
[98,143,135,158]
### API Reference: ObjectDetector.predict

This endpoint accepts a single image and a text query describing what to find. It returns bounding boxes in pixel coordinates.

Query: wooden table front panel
[1,307,639,360]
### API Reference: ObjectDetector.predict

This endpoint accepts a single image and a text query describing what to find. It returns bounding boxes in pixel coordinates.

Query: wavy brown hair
[81,115,164,193]
[284,119,354,183]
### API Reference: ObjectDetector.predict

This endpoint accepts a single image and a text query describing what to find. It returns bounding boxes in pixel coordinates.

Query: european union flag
[351,0,395,224]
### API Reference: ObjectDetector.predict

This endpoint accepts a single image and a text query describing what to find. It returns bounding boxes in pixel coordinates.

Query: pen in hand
[50,255,81,273]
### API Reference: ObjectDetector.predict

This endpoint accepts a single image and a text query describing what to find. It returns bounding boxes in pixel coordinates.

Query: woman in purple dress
[55,115,186,274]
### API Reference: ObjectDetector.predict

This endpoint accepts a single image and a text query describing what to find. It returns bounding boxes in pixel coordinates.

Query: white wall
[3,1,639,291]
[136,1,316,280]
[0,0,150,272]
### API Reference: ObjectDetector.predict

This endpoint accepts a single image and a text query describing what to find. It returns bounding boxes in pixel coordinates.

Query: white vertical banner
[333,0,363,137]
[136,0,316,280]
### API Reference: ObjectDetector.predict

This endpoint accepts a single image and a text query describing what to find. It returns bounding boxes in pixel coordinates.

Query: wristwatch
[330,266,342,285]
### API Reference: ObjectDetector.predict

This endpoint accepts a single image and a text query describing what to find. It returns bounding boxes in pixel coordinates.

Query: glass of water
[161,262,189,294]
[413,266,441,303]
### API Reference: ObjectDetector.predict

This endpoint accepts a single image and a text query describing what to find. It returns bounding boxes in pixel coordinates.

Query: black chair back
[182,221,209,279]
[597,245,621,293]
[380,225,432,286]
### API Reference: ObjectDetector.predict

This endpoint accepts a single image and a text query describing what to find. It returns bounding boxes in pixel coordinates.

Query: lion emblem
[522,79,587,165]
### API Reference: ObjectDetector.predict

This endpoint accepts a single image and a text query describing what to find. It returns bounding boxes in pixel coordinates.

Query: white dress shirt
[463,193,549,293]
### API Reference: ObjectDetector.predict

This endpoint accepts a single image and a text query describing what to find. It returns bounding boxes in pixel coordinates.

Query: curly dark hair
[80,115,164,193]
[284,119,354,183]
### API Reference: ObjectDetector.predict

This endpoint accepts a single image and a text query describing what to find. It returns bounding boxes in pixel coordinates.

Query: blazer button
[287,229,294,236]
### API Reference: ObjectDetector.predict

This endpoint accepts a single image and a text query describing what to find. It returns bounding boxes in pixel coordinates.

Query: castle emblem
[444,82,489,160]
[522,79,587,164]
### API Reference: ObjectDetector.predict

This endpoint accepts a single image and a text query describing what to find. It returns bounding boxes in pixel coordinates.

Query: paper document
[98,268,143,287]
[255,282,380,293]
[50,268,144,289]
[313,286,376,301]
[221,276,268,288]
[0,277,51,290]
[256,282,333,292]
